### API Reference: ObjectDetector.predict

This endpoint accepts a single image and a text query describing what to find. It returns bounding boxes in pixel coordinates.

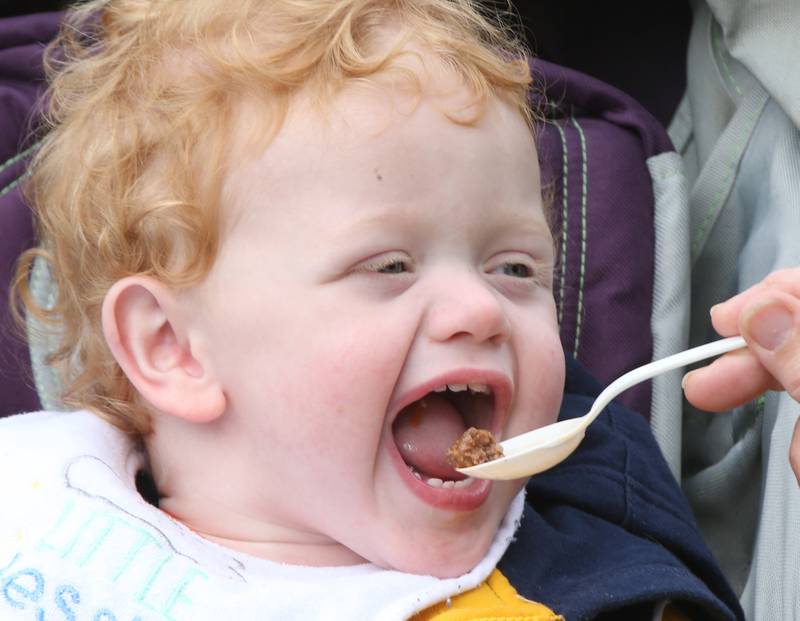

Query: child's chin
[357,485,519,577]
[421,555,486,579]
[376,530,494,578]
[403,549,488,579]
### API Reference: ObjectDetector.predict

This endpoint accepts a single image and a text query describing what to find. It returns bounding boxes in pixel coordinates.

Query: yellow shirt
[415,569,692,621]
[413,569,563,621]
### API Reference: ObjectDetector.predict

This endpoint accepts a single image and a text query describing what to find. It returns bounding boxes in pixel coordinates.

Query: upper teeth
[433,383,490,394]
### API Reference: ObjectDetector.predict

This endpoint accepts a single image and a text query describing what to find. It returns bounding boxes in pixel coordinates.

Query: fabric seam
[0,171,30,199]
[0,142,38,176]
[569,116,588,357]
[553,121,569,326]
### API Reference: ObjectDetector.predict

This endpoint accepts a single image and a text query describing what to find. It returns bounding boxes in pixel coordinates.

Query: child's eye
[376,260,410,274]
[357,254,414,275]
[487,258,537,279]
[486,252,552,290]
[497,262,533,278]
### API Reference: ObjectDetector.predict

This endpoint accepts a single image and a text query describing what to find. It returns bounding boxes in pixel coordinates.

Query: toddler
[1,1,757,619]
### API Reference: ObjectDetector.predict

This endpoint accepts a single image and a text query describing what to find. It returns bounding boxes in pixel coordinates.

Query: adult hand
[682,268,800,483]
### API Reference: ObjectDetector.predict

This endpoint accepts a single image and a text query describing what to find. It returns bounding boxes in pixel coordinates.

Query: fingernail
[709,304,720,319]
[681,371,693,391]
[744,300,793,351]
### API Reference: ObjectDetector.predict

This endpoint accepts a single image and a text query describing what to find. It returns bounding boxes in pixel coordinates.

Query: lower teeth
[407,466,472,489]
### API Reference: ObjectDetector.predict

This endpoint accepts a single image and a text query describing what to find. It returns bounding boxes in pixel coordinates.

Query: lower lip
[387,438,492,510]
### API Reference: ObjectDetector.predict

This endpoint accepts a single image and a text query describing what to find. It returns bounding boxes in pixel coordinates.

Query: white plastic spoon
[457,336,747,480]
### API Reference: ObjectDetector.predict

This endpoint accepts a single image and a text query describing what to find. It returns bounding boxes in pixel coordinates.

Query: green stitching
[713,25,743,98]
[0,170,31,198]
[754,394,766,418]
[691,26,754,258]
[691,127,751,258]
[554,121,569,326]
[0,141,41,200]
[0,141,39,177]
[570,116,588,357]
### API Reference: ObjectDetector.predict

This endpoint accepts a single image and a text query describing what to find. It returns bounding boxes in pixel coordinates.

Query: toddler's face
[190,83,565,577]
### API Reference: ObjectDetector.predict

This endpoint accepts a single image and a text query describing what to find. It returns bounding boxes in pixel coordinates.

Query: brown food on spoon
[446,427,503,468]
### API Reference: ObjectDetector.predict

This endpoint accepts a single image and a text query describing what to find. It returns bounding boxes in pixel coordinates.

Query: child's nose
[424,272,511,346]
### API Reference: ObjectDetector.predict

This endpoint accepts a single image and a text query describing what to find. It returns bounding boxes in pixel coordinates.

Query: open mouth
[391,382,496,487]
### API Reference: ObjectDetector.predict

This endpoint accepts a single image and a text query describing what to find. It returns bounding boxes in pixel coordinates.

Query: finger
[762,267,800,292]
[711,269,800,336]
[710,284,772,336]
[683,349,781,412]
[790,415,800,486]
[739,292,800,402]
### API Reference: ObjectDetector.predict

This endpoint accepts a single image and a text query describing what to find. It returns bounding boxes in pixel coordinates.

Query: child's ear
[101,276,225,423]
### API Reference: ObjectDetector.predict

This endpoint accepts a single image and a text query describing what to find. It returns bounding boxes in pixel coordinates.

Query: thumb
[740,294,800,401]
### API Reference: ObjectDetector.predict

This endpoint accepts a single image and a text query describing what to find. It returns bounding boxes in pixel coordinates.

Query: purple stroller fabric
[533,58,674,419]
[0,14,675,421]
[0,12,61,416]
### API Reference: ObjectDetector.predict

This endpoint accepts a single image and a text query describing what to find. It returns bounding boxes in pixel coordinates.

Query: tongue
[393,393,466,479]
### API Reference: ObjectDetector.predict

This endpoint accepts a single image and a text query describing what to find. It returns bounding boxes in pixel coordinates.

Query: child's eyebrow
[326,207,553,244]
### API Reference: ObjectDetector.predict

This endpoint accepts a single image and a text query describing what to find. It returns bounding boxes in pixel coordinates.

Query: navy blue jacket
[499,356,744,621]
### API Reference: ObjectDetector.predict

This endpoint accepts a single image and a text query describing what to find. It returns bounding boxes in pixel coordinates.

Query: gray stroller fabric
[665,0,800,617]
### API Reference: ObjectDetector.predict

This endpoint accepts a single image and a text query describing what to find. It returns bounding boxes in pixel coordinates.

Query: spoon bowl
[457,336,747,481]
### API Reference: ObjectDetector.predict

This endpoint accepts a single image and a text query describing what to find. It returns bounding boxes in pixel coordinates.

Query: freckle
[374,167,382,181]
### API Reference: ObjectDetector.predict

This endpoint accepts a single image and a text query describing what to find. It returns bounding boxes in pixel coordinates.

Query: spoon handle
[581,336,747,430]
